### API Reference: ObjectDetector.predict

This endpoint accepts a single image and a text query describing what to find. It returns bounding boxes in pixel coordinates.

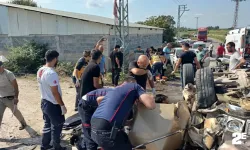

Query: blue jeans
[41,99,65,150]
[91,118,132,150]
[78,100,98,150]
[152,62,163,81]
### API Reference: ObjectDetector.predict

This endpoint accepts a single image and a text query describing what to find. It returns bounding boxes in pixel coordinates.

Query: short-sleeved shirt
[217,46,225,56]
[99,55,106,74]
[151,55,162,64]
[109,50,120,69]
[92,83,145,127]
[0,69,15,97]
[37,66,62,104]
[229,51,243,71]
[180,51,197,65]
[128,61,151,89]
[72,57,88,78]
[80,60,100,97]
[134,50,145,60]
[82,88,114,107]
[197,50,206,62]
[163,47,171,59]
[116,51,123,67]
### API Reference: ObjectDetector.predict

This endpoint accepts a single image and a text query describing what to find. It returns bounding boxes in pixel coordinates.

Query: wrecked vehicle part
[182,63,195,87]
[129,103,190,150]
[196,67,217,109]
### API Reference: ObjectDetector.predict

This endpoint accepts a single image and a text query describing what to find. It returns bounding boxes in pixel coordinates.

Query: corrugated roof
[0,2,163,30]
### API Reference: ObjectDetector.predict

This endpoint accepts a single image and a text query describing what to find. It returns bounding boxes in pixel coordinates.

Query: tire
[196,67,217,109]
[182,63,195,87]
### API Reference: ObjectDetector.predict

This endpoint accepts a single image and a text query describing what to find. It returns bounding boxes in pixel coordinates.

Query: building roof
[0,2,163,30]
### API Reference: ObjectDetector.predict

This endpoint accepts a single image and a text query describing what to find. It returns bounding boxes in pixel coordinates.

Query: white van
[224,27,250,61]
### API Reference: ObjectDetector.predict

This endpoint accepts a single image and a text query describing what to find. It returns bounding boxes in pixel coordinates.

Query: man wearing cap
[37,50,67,150]
[109,45,122,86]
[91,76,155,150]
[134,46,145,61]
[0,61,26,130]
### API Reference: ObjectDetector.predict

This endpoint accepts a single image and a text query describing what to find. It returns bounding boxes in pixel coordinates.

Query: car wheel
[182,63,195,87]
[196,67,217,109]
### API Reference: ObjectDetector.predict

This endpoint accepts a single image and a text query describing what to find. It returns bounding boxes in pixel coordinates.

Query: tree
[9,0,37,7]
[136,15,176,42]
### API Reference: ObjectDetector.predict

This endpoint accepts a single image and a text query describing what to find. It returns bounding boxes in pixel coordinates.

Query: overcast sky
[0,0,249,28]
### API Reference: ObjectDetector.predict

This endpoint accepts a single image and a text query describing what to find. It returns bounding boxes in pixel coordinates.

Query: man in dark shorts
[109,45,122,86]
[78,88,114,150]
[171,43,201,88]
[90,76,155,150]
[80,50,103,98]
[128,55,155,96]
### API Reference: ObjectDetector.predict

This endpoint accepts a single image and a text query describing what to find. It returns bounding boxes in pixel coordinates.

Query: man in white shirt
[226,42,246,71]
[209,42,214,57]
[37,50,67,150]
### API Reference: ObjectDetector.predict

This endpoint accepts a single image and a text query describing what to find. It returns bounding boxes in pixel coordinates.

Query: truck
[224,27,250,62]
[197,27,208,42]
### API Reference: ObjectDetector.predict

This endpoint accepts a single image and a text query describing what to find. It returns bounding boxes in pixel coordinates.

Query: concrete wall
[0,33,162,69]
[0,5,163,36]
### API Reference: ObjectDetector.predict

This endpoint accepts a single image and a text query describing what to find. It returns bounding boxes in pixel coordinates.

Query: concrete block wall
[0,33,162,70]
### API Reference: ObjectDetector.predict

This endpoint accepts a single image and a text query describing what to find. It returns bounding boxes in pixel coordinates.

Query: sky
[0,0,250,29]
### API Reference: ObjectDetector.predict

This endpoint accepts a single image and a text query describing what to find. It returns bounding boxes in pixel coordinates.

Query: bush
[56,62,74,77]
[5,41,48,74]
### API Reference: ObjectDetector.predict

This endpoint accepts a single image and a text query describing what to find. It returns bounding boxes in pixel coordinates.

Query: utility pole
[195,17,199,29]
[232,0,246,29]
[177,4,189,38]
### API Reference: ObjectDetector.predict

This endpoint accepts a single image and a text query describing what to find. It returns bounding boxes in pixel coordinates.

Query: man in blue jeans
[37,50,67,150]
[90,76,156,150]
[78,88,114,150]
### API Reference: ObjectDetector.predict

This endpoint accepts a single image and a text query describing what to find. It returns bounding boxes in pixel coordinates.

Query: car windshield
[198,31,207,35]
[192,44,206,49]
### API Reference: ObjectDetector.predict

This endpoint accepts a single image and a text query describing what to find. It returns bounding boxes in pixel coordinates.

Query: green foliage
[5,41,48,74]
[56,62,74,77]
[136,15,176,42]
[9,0,37,7]
[105,72,126,84]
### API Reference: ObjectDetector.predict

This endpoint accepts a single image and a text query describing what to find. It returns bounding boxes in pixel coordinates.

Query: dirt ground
[0,75,182,150]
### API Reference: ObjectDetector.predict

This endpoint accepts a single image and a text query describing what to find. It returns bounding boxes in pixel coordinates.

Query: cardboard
[129,103,190,150]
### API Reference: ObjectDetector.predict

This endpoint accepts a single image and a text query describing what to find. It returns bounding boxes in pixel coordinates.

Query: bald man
[129,55,155,95]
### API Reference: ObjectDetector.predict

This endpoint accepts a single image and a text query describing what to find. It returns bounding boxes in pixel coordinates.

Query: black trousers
[72,76,80,109]
[111,68,121,86]
[91,118,132,150]
[41,99,65,150]
[78,100,98,150]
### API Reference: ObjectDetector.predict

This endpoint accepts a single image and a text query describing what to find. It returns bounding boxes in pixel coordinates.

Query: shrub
[56,62,74,77]
[5,41,48,74]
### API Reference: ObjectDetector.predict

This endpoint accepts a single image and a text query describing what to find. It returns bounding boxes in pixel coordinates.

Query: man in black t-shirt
[171,43,201,88]
[109,45,122,86]
[129,55,156,96]
[80,51,103,98]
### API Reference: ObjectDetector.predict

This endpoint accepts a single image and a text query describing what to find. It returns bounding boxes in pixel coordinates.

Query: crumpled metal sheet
[129,102,190,150]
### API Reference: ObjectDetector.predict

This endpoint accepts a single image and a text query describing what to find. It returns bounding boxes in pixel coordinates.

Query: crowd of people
[0,38,247,150]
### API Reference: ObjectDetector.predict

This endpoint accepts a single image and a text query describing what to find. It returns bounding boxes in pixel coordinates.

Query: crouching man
[90,76,156,150]
[78,88,114,150]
